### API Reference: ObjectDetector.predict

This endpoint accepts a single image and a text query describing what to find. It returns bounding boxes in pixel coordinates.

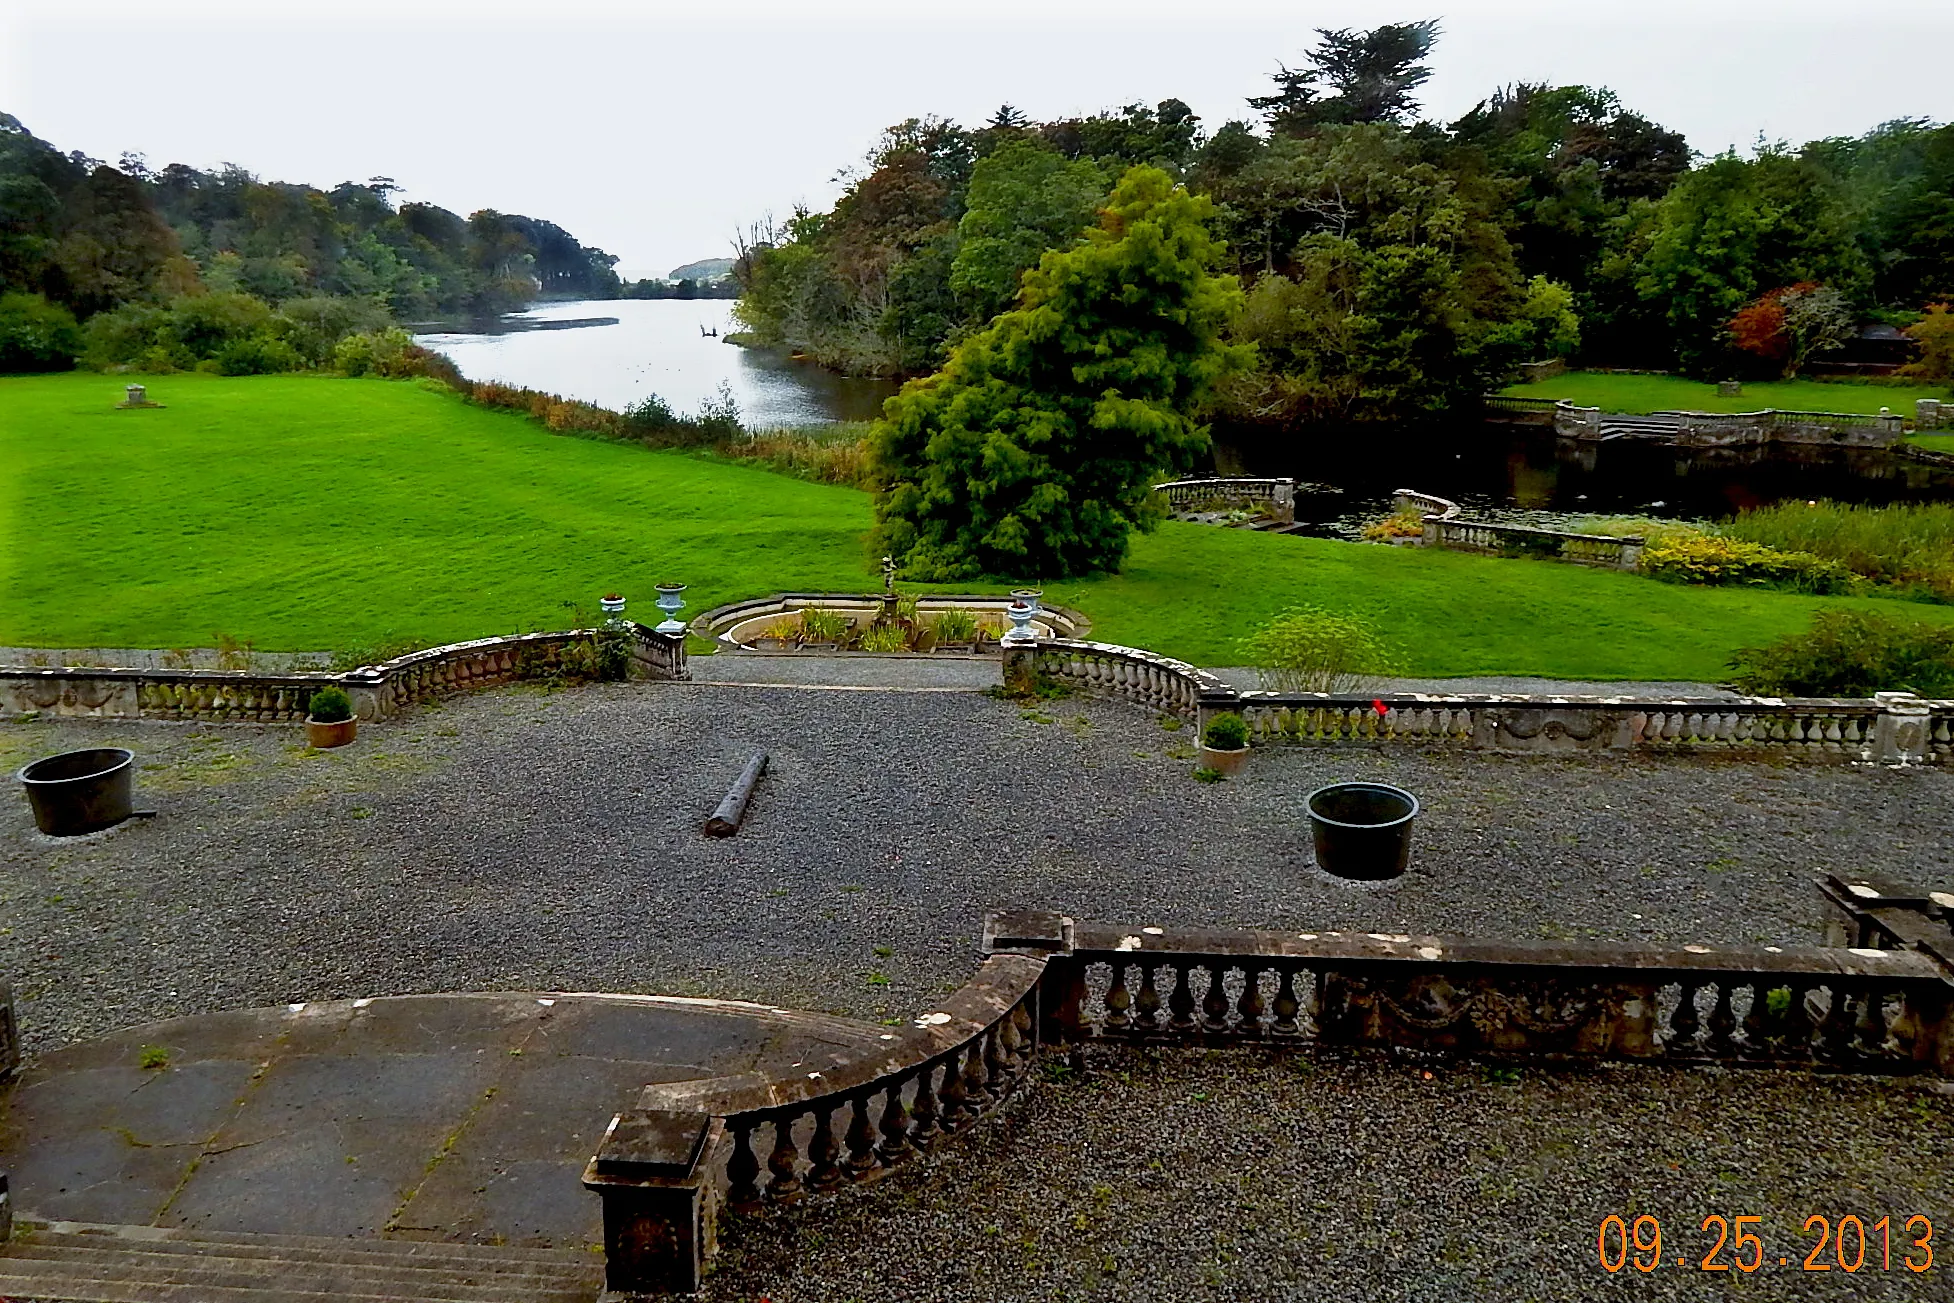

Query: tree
[1901,302,1954,380]
[1251,21,1442,135]
[949,139,1106,322]
[1636,150,1865,373]
[0,291,81,371]
[868,167,1249,579]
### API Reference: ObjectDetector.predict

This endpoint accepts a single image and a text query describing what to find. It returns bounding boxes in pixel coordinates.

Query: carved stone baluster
[1781,980,1818,1060]
[1271,967,1301,1037]
[807,1107,843,1191]
[1104,963,1132,1031]
[996,1006,1024,1072]
[1011,1002,1034,1061]
[1667,981,1702,1054]
[962,1037,992,1108]
[1167,964,1197,1032]
[937,1049,970,1129]
[1853,986,1891,1058]
[765,1117,802,1201]
[1819,984,1857,1061]
[877,1081,913,1165]
[983,1026,1008,1096]
[1134,964,1161,1030]
[1236,964,1266,1037]
[843,1094,879,1179]
[909,1062,942,1150]
[726,1121,763,1211]
[1705,982,1737,1056]
[1200,963,1230,1033]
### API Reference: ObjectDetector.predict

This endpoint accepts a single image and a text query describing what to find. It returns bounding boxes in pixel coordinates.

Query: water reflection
[414,299,898,428]
[1222,424,1954,535]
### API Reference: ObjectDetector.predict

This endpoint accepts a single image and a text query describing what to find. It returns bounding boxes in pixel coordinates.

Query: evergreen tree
[868,167,1249,580]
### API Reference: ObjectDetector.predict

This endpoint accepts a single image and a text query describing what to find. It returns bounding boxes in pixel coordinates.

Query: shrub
[1638,532,1854,594]
[1359,508,1425,542]
[214,332,305,375]
[930,608,980,644]
[1729,611,1954,697]
[1900,303,1954,381]
[333,327,415,378]
[1202,712,1249,750]
[795,608,853,644]
[307,686,354,723]
[1720,501,1954,601]
[1241,607,1399,692]
[858,623,910,653]
[0,292,82,372]
[720,425,873,487]
[276,296,391,366]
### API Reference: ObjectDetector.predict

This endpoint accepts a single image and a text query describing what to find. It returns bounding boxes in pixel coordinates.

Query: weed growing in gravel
[1192,767,1225,783]
[348,806,374,819]
[1164,740,1195,761]
[866,972,890,987]
[138,1045,169,1070]
[1020,708,1055,724]
[872,945,893,959]
[1158,715,1183,731]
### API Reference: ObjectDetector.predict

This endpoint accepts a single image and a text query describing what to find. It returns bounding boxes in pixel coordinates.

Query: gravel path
[4,681,1949,1055]
[3,681,1950,1299]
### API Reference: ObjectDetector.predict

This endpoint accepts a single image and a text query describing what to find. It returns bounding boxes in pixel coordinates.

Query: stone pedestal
[1874,692,1931,764]
[1001,644,1038,697]
[1717,380,1742,397]
[583,1110,718,1295]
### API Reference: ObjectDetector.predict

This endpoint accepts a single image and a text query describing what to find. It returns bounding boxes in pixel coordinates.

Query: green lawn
[5,371,1949,680]
[1911,433,1954,454]
[1501,370,1948,416]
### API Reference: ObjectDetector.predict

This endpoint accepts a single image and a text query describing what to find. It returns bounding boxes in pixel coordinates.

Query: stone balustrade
[1154,477,1297,522]
[1005,639,1944,766]
[583,920,1057,1295]
[1049,913,1953,1075]
[586,895,1954,1292]
[1389,489,1643,569]
[1,623,686,724]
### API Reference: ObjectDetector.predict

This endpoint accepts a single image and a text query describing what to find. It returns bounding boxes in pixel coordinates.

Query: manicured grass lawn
[1501,370,1948,417]
[1911,434,1954,454]
[6,371,1950,680]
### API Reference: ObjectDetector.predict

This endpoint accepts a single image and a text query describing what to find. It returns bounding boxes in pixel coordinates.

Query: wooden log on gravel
[704,752,769,837]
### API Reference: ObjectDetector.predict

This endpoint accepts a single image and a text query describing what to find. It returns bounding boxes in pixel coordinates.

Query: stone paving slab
[0,992,889,1247]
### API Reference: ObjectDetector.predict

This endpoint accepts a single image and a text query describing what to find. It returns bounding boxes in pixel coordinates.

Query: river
[413,299,897,428]
[418,300,1951,531]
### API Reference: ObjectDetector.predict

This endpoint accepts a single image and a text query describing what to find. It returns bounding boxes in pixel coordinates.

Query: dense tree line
[734,24,1954,427]
[0,113,624,371]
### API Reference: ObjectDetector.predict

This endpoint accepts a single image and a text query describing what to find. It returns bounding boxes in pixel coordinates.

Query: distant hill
[668,257,735,282]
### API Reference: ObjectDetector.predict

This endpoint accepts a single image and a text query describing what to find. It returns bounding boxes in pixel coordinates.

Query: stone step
[0,1224,602,1303]
[29,1222,597,1270]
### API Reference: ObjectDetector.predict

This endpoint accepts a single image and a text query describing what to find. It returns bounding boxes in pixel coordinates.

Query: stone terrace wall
[0,623,687,724]
[1013,639,1946,765]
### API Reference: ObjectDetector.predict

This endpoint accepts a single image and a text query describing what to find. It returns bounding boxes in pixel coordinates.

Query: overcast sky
[5,0,1952,275]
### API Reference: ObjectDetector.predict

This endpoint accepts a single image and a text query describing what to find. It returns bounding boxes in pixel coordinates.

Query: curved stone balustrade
[1022,639,1231,720]
[584,932,1055,1294]
[1,623,686,725]
[1153,477,1297,520]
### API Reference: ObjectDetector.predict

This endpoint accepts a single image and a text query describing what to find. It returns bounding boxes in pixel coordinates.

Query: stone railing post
[1874,692,1931,764]
[984,910,1074,1049]
[1917,398,1942,431]
[1271,478,1296,523]
[1196,685,1245,736]
[1000,643,1039,697]
[1617,538,1645,571]
[582,1110,719,1295]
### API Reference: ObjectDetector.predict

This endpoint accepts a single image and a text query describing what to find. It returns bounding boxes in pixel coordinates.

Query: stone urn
[654,583,688,634]
[306,717,357,749]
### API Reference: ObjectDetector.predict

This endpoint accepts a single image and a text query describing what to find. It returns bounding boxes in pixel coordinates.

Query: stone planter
[306,717,357,749]
[1198,744,1249,776]
[20,748,134,836]
[1306,782,1418,880]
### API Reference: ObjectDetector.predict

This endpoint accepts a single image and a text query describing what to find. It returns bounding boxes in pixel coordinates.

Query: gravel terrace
[3,676,1951,1299]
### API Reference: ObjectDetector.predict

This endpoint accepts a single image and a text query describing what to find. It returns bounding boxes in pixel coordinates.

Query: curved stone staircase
[0,1222,602,1302]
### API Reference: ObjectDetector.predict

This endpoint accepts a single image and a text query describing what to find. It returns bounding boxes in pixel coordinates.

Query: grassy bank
[1501,370,1948,416]
[5,371,1951,679]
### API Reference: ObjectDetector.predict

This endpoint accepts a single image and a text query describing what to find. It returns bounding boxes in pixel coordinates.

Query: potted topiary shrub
[1198,711,1250,776]
[306,686,357,749]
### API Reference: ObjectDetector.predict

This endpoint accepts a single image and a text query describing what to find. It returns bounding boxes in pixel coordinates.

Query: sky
[5,0,1952,275]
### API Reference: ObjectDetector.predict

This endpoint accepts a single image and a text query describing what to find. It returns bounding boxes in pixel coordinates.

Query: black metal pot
[1306,781,1418,880]
[19,748,134,837]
